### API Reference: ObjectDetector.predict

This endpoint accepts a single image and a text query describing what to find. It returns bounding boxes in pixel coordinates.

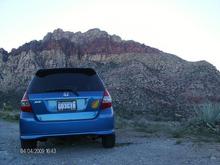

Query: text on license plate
[57,101,76,111]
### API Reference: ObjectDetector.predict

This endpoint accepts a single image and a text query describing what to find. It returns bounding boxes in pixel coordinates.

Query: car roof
[36,68,96,77]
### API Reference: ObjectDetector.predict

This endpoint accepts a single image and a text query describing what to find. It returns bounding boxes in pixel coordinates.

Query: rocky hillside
[1,28,220,120]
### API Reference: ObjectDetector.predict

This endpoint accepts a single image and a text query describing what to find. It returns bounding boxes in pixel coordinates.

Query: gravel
[1,119,220,165]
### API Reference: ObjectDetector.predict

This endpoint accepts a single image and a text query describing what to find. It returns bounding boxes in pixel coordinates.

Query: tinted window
[28,73,104,93]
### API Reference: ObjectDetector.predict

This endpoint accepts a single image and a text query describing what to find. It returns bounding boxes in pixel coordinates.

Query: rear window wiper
[44,88,79,96]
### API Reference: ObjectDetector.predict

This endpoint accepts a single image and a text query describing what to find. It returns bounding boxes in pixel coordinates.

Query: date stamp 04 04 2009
[20,148,57,154]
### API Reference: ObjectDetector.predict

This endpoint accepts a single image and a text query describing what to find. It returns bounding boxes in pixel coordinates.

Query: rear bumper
[19,108,114,140]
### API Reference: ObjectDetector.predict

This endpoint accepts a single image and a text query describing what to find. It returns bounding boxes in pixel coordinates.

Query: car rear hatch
[27,68,105,122]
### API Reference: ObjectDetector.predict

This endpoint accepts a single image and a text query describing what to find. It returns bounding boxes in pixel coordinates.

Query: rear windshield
[28,72,105,93]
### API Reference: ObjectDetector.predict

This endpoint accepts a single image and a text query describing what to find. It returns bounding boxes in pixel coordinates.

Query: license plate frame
[57,100,77,111]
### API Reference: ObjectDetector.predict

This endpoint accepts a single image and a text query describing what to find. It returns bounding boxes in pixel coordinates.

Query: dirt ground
[1,119,220,165]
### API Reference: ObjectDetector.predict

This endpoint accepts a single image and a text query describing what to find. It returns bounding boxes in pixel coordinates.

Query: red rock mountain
[5,28,159,57]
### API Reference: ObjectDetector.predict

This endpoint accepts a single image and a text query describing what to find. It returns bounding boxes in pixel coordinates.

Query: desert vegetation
[114,102,220,142]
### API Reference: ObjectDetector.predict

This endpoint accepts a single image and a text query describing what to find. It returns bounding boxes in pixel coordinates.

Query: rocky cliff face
[1,28,220,120]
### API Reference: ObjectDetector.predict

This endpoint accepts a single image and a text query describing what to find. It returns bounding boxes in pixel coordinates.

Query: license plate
[57,101,76,111]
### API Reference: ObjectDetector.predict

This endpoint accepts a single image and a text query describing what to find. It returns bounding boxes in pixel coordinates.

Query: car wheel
[21,140,37,149]
[102,134,115,148]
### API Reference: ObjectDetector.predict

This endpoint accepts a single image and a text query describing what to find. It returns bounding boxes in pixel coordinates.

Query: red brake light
[101,90,112,109]
[20,92,32,112]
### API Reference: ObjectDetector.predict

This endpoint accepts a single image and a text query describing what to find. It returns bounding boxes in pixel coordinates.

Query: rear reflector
[101,90,112,109]
[20,92,32,112]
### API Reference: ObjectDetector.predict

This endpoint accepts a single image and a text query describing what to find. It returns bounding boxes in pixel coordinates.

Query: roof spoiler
[36,68,96,77]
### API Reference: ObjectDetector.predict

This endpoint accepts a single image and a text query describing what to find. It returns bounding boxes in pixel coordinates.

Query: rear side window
[28,71,105,94]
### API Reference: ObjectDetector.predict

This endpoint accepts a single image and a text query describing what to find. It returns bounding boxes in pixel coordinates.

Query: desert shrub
[182,103,220,135]
[2,103,13,111]
[0,102,19,121]
[0,90,22,109]
[194,103,220,125]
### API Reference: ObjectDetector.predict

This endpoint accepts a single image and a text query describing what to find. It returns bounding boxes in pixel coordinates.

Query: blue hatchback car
[19,68,115,148]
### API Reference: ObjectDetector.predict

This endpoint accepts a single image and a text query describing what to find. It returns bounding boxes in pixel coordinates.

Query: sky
[0,0,220,70]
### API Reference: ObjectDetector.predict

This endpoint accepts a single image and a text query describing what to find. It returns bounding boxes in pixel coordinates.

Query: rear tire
[21,140,37,149]
[102,134,115,148]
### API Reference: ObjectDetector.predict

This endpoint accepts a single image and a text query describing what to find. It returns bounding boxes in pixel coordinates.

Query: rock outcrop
[0,28,220,120]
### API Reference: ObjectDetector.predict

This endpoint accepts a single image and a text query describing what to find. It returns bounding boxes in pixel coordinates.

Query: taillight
[20,92,32,112]
[101,90,112,109]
